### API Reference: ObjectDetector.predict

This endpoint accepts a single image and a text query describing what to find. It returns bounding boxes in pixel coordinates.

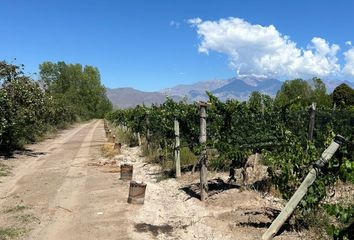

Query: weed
[15,214,40,224]
[156,173,171,182]
[0,227,25,240]
[112,126,138,147]
[101,143,118,158]
[141,143,161,164]
[0,162,11,177]
[3,205,27,214]
[180,147,197,166]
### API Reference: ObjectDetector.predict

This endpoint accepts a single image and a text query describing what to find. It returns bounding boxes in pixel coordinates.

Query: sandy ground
[114,147,306,240]
[0,120,310,240]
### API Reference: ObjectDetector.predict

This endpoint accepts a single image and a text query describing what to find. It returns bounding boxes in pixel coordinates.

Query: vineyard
[2,2,354,239]
[106,83,354,239]
[0,60,353,239]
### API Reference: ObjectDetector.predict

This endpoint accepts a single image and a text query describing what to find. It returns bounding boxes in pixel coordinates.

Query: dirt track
[0,120,132,240]
[0,120,308,240]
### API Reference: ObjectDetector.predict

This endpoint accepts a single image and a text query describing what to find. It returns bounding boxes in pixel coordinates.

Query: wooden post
[164,139,168,159]
[308,102,316,141]
[114,142,121,152]
[107,130,112,141]
[174,119,181,178]
[262,135,345,240]
[137,132,141,146]
[198,102,208,201]
[146,117,151,153]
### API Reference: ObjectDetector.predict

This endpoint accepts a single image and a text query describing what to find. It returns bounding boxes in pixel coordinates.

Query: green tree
[1,60,112,153]
[332,83,354,108]
[39,61,112,119]
[248,91,274,113]
[275,78,332,109]
[0,61,49,151]
[311,77,331,107]
[275,79,313,109]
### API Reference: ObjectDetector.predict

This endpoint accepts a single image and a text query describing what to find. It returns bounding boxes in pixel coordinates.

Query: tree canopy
[39,61,112,119]
[0,60,112,153]
[332,83,354,108]
[274,78,332,109]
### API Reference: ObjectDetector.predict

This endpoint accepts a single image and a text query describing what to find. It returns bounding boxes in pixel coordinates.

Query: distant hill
[212,77,283,101]
[322,79,354,93]
[106,88,179,109]
[107,78,354,108]
[161,79,231,96]
[161,76,283,102]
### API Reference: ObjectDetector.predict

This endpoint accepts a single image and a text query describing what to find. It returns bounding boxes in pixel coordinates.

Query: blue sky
[1,0,354,91]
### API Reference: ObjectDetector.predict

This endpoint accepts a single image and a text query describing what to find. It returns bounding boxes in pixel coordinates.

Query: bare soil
[0,120,312,240]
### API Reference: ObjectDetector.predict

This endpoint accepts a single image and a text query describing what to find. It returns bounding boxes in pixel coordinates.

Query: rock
[243,154,269,187]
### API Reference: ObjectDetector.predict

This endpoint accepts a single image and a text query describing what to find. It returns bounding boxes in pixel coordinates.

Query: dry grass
[180,147,197,166]
[101,143,120,158]
[0,162,11,177]
[3,205,27,214]
[111,126,138,147]
[14,214,40,224]
[0,204,35,240]
[141,143,160,163]
[0,227,26,240]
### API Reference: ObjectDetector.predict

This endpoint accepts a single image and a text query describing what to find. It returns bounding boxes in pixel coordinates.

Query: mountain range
[106,77,354,108]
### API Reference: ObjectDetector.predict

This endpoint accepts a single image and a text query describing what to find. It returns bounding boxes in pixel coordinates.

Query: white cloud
[343,48,354,76]
[189,17,343,79]
[170,20,180,28]
[188,18,202,25]
[345,41,352,46]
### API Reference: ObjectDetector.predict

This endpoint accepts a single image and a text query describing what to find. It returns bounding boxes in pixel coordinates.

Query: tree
[311,77,331,107]
[0,60,112,153]
[0,61,49,151]
[275,78,332,109]
[332,83,354,108]
[39,61,112,119]
[248,91,274,113]
[275,79,313,109]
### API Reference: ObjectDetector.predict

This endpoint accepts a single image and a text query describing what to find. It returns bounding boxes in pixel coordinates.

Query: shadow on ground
[179,178,241,200]
[0,149,47,159]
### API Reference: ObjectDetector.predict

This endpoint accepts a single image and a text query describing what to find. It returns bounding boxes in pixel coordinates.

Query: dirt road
[0,120,308,240]
[0,120,132,240]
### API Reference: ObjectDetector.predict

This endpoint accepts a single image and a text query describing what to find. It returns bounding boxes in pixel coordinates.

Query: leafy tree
[311,77,332,107]
[275,79,313,109]
[275,78,332,109]
[0,60,112,153]
[332,83,354,108]
[248,91,274,113]
[39,61,112,119]
[0,61,49,151]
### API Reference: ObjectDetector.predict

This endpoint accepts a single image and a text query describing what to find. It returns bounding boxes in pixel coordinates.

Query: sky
[1,0,354,91]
